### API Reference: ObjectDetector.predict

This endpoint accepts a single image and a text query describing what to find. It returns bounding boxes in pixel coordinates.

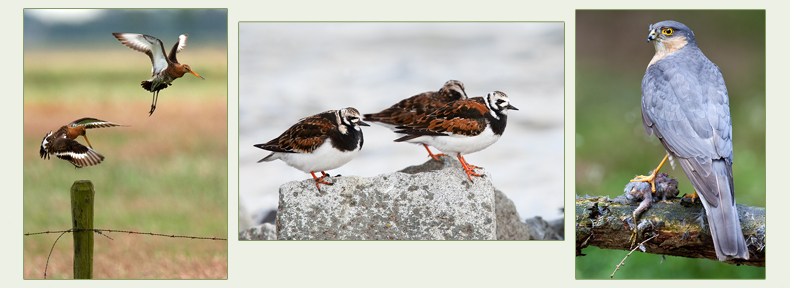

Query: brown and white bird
[394,91,517,182]
[39,118,127,168]
[112,33,205,116]
[363,80,468,161]
[254,108,369,191]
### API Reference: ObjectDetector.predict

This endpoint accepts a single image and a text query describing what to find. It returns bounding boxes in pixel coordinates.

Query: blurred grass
[575,10,765,279]
[24,48,226,102]
[23,48,227,279]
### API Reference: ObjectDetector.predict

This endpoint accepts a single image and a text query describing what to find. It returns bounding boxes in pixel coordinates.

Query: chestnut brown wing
[254,111,336,154]
[50,137,105,167]
[394,98,488,141]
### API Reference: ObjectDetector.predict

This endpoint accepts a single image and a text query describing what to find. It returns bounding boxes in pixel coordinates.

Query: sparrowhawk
[635,20,749,261]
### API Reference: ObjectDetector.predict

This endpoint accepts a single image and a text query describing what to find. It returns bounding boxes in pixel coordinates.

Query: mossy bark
[575,196,765,267]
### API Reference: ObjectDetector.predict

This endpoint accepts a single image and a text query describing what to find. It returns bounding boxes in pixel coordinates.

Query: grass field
[23,49,228,279]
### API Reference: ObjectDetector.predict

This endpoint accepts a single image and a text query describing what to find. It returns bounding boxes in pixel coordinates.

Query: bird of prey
[633,20,749,261]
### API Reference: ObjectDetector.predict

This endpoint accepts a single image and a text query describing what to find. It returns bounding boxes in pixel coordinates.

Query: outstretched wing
[168,34,188,64]
[113,33,170,75]
[69,118,127,129]
[50,137,105,167]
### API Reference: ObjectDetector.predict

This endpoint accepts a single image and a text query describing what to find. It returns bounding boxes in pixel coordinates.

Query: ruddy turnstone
[363,80,467,161]
[254,107,369,191]
[394,91,518,182]
[39,118,127,168]
[112,33,205,116]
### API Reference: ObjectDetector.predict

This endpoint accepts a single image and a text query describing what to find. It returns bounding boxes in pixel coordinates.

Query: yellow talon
[630,174,657,192]
[630,154,670,193]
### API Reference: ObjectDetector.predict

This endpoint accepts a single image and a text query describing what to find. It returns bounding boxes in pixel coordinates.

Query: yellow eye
[662,28,674,36]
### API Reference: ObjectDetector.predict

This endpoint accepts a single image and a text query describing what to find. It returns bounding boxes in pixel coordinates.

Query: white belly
[406,128,500,155]
[267,139,361,173]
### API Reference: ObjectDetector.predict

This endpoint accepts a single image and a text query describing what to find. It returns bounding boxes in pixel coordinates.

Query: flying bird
[113,33,205,116]
[39,118,127,168]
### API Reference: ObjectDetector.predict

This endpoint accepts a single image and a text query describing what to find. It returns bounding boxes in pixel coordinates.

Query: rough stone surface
[494,189,564,240]
[239,223,277,240]
[525,216,564,240]
[494,189,531,240]
[276,155,497,240]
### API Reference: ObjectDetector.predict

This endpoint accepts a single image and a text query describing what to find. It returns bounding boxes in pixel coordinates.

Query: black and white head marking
[335,109,347,134]
[337,107,368,134]
[484,91,518,120]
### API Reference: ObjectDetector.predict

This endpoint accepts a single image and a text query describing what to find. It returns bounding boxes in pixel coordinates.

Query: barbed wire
[25,228,227,241]
[27,228,226,278]
[43,229,72,279]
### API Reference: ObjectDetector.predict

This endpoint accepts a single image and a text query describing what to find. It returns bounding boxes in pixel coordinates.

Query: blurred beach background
[239,22,565,231]
[575,10,765,279]
[23,9,227,279]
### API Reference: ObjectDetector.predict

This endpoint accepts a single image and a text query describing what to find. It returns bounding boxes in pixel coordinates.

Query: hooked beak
[189,70,205,80]
[647,30,658,43]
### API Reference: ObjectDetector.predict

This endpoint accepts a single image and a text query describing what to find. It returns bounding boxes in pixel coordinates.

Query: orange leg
[684,190,700,199]
[310,171,334,191]
[630,154,669,193]
[456,154,484,183]
[424,144,446,162]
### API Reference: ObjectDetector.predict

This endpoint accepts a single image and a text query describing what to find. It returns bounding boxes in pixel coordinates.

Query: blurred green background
[23,9,228,279]
[575,10,765,279]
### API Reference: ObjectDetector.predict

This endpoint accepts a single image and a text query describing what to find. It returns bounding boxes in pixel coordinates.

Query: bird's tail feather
[683,158,749,261]
[141,81,170,92]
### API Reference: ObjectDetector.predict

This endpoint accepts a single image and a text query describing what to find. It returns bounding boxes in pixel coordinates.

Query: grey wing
[642,51,746,260]
[112,33,169,75]
[641,54,733,206]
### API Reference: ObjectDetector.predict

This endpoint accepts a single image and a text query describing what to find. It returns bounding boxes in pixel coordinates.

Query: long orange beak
[82,135,93,149]
[189,70,205,80]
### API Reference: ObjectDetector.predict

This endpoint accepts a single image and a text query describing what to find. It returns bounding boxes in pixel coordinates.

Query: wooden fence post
[70,180,94,279]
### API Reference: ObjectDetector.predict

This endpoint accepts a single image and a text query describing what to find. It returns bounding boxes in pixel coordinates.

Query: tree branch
[575,196,765,267]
